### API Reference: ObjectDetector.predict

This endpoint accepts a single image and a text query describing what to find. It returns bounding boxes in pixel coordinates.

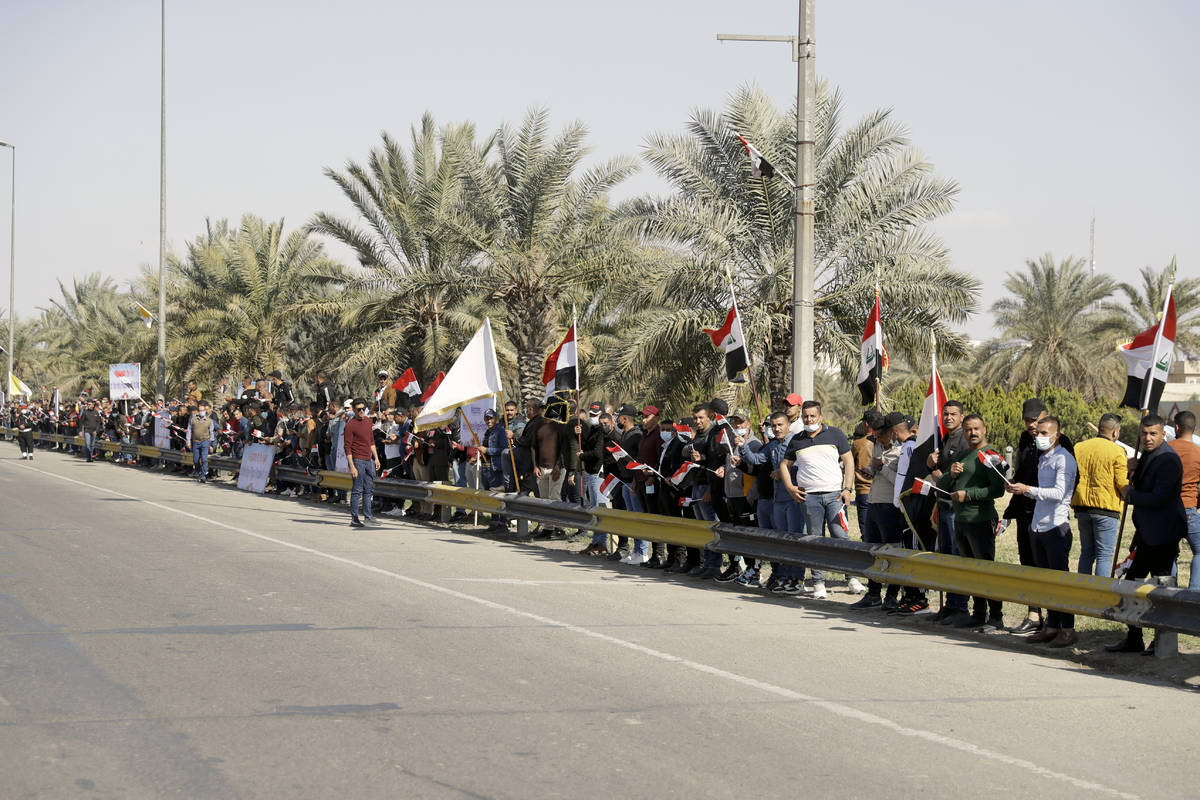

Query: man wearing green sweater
[938,413,1008,629]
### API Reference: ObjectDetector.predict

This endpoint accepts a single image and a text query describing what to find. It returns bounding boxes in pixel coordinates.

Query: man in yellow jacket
[1071,413,1128,576]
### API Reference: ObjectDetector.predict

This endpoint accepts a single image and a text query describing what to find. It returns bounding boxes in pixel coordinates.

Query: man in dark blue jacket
[1105,414,1187,655]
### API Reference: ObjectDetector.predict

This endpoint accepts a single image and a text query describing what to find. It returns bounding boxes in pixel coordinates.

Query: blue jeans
[83,431,96,460]
[622,484,649,556]
[770,499,806,579]
[1184,508,1200,590]
[937,505,968,610]
[803,490,850,584]
[756,499,774,531]
[583,472,608,545]
[855,492,870,541]
[351,458,376,521]
[192,439,211,477]
[1076,510,1120,577]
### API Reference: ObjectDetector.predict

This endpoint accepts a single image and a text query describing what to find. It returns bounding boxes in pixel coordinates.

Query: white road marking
[447,578,644,586]
[5,460,1140,800]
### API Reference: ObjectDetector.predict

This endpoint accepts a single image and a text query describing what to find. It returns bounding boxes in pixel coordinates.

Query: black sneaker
[715,565,742,583]
[952,614,987,629]
[882,595,900,612]
[897,598,930,614]
[350,518,365,528]
[983,615,1006,631]
[608,549,631,562]
[849,594,883,609]
[778,578,802,596]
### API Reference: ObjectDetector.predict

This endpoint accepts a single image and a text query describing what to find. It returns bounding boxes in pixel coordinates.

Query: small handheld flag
[542,325,578,400]
[598,473,621,499]
[678,496,697,508]
[912,477,949,497]
[835,506,850,533]
[1113,548,1137,579]
[978,449,1011,481]
[673,422,694,439]
[625,460,649,472]
[606,443,630,460]
[669,462,699,486]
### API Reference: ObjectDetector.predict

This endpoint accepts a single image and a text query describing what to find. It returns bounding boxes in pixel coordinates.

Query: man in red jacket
[344,398,382,528]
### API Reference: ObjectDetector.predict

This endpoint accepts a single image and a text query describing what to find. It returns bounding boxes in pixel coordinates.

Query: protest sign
[237,443,275,494]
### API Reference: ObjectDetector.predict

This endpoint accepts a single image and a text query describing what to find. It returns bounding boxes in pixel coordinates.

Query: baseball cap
[377,370,390,378]
[882,411,907,429]
[785,393,803,407]
[617,403,639,417]
[343,399,354,409]
[587,401,603,415]
[1021,398,1047,419]
[730,408,750,421]
[484,408,497,419]
[641,404,660,417]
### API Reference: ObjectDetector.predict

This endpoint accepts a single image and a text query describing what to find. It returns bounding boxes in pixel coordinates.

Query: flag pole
[1111,257,1176,576]
[573,305,586,510]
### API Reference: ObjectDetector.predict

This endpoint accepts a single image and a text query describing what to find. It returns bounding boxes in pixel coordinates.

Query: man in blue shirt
[1006,415,1078,648]
[736,412,798,593]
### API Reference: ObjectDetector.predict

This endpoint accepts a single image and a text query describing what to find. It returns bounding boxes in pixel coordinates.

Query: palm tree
[616,83,979,405]
[975,253,1124,400]
[443,108,641,400]
[35,273,151,396]
[171,215,343,387]
[1115,263,1200,358]
[305,115,493,389]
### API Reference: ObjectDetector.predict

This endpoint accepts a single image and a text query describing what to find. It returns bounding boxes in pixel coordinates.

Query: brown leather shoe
[1047,629,1078,648]
[1029,627,1059,644]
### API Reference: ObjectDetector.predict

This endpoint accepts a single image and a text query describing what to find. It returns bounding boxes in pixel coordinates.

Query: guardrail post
[1153,576,1180,658]
[516,517,529,538]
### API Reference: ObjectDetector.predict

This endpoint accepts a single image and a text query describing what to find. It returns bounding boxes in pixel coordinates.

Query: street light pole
[157,0,167,401]
[716,0,816,399]
[0,140,14,397]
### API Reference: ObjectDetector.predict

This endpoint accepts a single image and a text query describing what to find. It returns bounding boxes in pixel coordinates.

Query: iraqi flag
[703,304,748,381]
[599,473,621,499]
[899,357,946,498]
[1119,287,1176,413]
[735,133,776,179]
[419,371,444,404]
[669,462,699,486]
[856,294,889,405]
[606,443,630,460]
[392,367,421,398]
[912,477,945,497]
[542,325,578,400]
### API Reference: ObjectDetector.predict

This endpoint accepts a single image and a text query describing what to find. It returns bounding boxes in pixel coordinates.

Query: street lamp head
[0,141,12,148]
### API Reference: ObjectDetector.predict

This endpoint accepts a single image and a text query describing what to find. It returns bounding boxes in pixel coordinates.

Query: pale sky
[1,0,1196,339]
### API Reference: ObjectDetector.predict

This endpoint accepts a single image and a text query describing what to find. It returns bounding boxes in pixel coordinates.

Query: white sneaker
[628,552,649,565]
[812,581,828,599]
[847,577,867,595]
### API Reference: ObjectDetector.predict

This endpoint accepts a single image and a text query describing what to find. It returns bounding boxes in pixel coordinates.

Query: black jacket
[80,408,104,434]
[579,421,606,474]
[1128,444,1187,547]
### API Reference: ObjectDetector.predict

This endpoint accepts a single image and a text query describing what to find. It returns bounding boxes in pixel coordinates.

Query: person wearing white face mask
[1006,415,1079,648]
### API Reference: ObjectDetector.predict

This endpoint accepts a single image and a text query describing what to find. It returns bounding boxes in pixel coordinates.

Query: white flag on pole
[414,318,505,431]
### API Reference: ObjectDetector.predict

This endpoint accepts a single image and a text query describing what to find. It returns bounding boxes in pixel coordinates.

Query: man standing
[344,399,381,528]
[1007,416,1079,647]
[79,400,103,463]
[783,393,805,436]
[189,401,215,483]
[1169,411,1200,590]
[737,412,797,592]
[1071,413,1128,576]
[851,412,906,610]
[314,371,334,410]
[1105,414,1187,654]
[1004,399,1053,634]
[779,401,858,599]
[269,371,294,409]
[374,370,398,411]
[939,414,1007,629]
[927,400,970,623]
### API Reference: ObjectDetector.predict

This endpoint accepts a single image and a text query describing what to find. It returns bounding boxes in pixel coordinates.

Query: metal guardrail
[7,427,1200,638]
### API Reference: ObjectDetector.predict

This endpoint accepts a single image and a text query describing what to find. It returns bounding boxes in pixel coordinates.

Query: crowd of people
[6,369,1199,655]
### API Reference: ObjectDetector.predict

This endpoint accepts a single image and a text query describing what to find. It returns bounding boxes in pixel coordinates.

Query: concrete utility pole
[1,140,14,394]
[717,0,816,399]
[157,0,167,400]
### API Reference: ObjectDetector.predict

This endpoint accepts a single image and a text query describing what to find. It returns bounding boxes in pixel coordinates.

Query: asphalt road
[1,448,1196,799]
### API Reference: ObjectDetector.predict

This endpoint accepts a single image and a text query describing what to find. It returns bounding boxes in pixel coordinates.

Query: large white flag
[414,318,504,431]
[8,372,32,397]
